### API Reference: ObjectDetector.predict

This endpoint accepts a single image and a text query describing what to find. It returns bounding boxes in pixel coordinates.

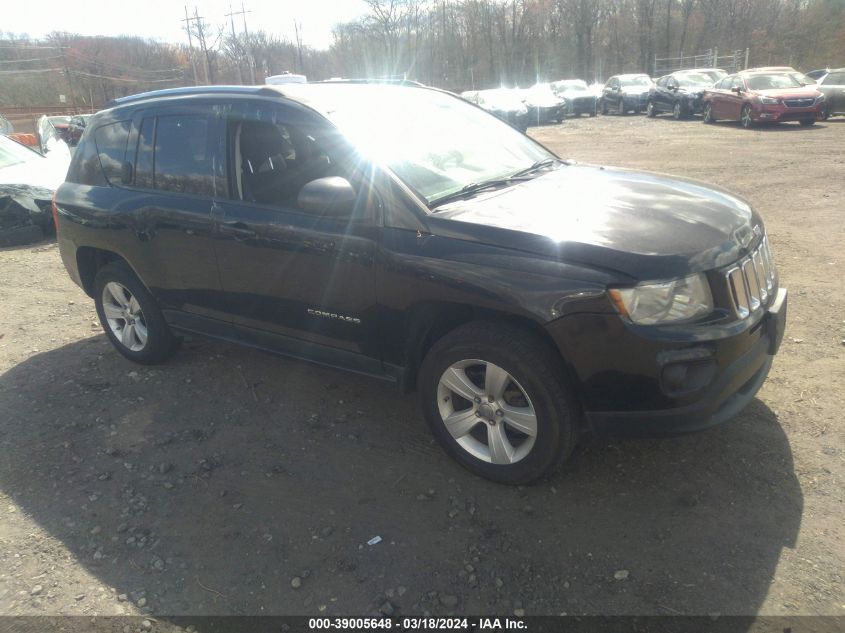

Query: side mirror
[297,177,357,217]
[731,86,743,94]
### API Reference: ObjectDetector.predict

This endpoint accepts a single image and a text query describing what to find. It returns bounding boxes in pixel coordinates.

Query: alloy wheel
[436,359,537,465]
[102,281,148,351]
[741,105,753,128]
[673,102,682,119]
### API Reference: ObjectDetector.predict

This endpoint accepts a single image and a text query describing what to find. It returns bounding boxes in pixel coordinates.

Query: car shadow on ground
[0,334,801,619]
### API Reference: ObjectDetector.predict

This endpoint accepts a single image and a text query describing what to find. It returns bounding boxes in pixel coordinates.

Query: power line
[0,56,64,64]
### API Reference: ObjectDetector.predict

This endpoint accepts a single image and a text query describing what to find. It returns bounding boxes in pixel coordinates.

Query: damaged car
[0,135,70,246]
[551,79,598,117]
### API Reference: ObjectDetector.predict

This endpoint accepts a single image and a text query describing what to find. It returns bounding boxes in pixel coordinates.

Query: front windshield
[0,137,41,169]
[746,73,802,90]
[323,87,552,206]
[676,73,714,87]
[620,76,651,87]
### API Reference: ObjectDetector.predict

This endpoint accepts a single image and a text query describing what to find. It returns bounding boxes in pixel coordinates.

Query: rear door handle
[219,220,257,239]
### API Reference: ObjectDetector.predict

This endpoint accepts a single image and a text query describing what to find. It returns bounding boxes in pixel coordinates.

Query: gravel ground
[0,113,843,625]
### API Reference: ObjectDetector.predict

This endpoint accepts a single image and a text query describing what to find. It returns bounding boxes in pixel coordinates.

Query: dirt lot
[0,114,843,625]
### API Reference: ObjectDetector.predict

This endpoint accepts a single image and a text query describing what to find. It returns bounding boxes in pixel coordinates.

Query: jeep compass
[54,83,787,484]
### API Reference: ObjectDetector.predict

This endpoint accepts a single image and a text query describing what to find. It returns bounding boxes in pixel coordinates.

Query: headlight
[608,274,713,325]
[759,96,780,105]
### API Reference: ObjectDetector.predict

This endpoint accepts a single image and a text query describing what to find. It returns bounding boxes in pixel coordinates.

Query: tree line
[1,0,843,108]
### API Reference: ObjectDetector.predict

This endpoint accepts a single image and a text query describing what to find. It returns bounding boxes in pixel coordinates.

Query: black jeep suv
[55,84,787,484]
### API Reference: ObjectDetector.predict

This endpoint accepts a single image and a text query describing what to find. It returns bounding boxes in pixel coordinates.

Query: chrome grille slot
[725,238,777,319]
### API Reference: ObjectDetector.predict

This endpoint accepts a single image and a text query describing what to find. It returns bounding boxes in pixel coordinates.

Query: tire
[703,102,716,124]
[418,321,578,484]
[799,118,815,127]
[589,106,597,117]
[740,104,754,129]
[673,101,683,120]
[646,101,656,117]
[818,105,829,121]
[94,261,180,365]
[600,99,607,115]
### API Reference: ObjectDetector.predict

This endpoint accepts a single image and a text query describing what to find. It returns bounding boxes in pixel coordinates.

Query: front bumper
[754,103,822,122]
[547,287,787,436]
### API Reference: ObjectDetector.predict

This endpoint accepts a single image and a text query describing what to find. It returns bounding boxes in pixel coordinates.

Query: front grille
[725,238,777,319]
[783,98,815,108]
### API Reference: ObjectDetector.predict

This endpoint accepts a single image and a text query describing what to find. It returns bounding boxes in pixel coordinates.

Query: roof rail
[104,85,274,109]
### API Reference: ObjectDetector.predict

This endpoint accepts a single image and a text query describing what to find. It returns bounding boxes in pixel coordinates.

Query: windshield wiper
[430,176,533,209]
[508,157,563,178]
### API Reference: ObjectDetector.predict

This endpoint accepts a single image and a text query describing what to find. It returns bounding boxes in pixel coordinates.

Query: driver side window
[224,103,360,214]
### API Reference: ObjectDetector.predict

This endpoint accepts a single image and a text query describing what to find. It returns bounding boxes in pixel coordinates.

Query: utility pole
[59,45,77,110]
[193,6,214,84]
[182,5,200,85]
[240,2,256,84]
[225,2,244,84]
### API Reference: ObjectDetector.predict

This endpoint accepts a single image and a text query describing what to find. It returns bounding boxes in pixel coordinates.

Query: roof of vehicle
[744,66,797,72]
[611,73,651,78]
[104,82,437,114]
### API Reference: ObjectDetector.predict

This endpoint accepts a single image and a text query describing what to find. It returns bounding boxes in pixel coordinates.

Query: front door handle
[219,220,257,240]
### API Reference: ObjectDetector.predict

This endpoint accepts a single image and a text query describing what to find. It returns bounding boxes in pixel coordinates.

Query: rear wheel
[818,104,829,121]
[741,104,754,128]
[703,102,716,123]
[418,322,578,484]
[94,262,180,364]
[600,99,608,115]
[646,101,656,117]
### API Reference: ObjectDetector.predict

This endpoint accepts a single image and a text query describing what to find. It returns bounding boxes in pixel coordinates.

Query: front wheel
[646,101,656,117]
[703,102,716,123]
[740,104,755,128]
[600,99,607,115]
[418,322,578,484]
[818,105,829,121]
[673,102,684,120]
[94,262,180,364]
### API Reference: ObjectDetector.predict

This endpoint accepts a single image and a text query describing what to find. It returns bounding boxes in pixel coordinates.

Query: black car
[647,71,715,119]
[813,68,845,119]
[67,114,93,146]
[551,80,598,116]
[54,84,787,484]
[601,74,653,114]
[461,89,529,131]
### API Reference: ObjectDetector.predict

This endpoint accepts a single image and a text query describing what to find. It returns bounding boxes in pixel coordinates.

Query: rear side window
[132,112,224,197]
[95,120,130,184]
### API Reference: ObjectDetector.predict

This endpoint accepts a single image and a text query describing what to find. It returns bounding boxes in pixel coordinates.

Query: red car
[702,71,825,128]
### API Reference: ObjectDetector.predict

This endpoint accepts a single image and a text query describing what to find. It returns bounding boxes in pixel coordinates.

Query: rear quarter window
[95,120,131,184]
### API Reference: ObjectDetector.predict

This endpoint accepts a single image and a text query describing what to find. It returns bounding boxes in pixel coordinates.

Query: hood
[429,164,761,281]
[754,87,821,99]
[621,86,651,95]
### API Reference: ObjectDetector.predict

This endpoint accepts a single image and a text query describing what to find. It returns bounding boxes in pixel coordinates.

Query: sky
[3,0,369,50]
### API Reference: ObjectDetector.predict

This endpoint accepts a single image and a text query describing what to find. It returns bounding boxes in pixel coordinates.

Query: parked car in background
[0,114,13,135]
[551,80,598,116]
[647,71,714,119]
[748,66,816,85]
[521,83,566,124]
[689,68,728,84]
[461,89,529,131]
[47,115,73,143]
[805,68,830,81]
[0,135,70,245]
[67,114,93,146]
[703,71,825,128]
[813,68,845,119]
[601,74,653,114]
[54,83,787,484]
